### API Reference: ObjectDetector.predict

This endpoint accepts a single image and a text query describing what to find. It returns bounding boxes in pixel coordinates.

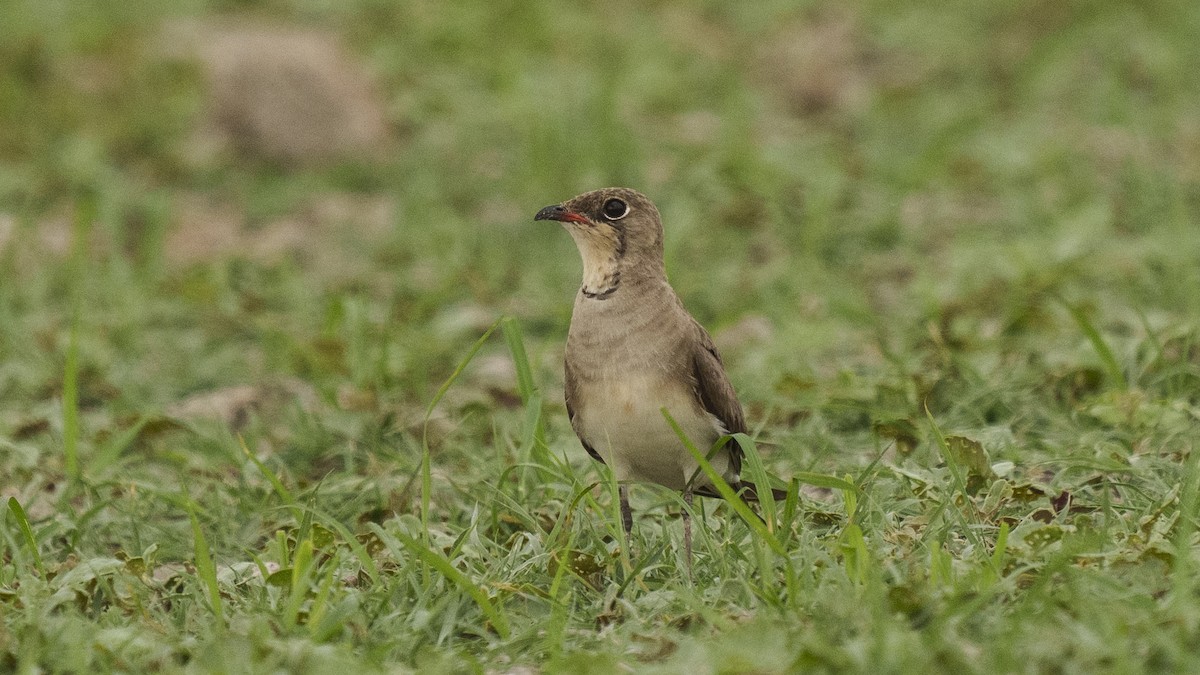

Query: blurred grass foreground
[2,0,1200,672]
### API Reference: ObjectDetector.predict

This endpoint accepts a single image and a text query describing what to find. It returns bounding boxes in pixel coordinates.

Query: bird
[534,187,785,571]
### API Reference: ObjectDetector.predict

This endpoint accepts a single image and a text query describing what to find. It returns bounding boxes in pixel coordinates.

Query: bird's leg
[619,484,633,544]
[683,490,694,581]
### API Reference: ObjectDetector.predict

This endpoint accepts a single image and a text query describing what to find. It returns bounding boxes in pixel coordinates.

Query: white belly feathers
[574,373,735,491]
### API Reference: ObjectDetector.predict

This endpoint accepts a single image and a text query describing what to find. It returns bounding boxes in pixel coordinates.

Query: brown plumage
[535,188,784,566]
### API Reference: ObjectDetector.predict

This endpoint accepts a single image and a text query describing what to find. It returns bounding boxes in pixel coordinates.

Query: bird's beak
[534,204,589,224]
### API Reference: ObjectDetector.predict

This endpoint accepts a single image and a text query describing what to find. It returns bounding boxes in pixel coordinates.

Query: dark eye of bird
[602,198,629,220]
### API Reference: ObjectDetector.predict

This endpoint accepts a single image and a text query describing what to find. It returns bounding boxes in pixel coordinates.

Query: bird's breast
[572,373,729,490]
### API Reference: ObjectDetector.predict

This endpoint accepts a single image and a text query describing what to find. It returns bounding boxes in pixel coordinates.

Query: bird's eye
[602,198,629,220]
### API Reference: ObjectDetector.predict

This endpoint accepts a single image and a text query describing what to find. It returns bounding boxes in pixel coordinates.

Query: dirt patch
[164,20,390,166]
[167,378,319,429]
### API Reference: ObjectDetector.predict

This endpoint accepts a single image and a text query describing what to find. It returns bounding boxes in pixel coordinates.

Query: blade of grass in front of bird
[665,408,785,556]
[603,463,634,578]
[792,472,857,492]
[730,432,778,532]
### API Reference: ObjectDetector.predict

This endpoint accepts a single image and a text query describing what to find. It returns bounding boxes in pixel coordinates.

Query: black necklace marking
[582,284,619,300]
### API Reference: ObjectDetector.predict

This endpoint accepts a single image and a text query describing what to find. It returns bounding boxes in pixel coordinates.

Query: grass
[2,0,1200,671]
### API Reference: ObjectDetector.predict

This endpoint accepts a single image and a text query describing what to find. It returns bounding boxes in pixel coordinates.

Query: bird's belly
[575,375,732,491]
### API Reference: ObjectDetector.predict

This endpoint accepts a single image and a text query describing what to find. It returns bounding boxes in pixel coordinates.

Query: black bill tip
[534,204,589,224]
[534,204,567,222]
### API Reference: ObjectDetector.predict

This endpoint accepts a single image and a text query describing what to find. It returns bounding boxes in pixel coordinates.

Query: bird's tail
[736,482,790,502]
[694,482,789,502]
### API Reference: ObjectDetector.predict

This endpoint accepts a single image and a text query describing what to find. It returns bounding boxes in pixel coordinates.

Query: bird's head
[534,188,665,282]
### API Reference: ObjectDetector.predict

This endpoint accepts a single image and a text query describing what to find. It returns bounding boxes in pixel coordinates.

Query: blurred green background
[2,0,1199,671]
[4,0,1196,415]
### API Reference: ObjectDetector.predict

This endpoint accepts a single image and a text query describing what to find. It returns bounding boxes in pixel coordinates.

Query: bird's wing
[564,357,604,464]
[688,321,746,475]
[689,326,789,503]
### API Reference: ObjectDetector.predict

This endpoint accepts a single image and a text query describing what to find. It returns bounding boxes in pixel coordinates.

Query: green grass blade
[284,537,315,628]
[664,408,785,556]
[307,555,340,640]
[841,522,870,584]
[603,466,634,577]
[7,497,46,578]
[925,409,971,513]
[424,318,502,420]
[62,194,95,486]
[87,417,148,477]
[300,504,380,584]
[925,408,1000,577]
[1172,449,1200,605]
[62,317,81,483]
[503,316,551,483]
[501,316,537,402]
[842,475,858,520]
[1057,297,1127,389]
[930,541,953,586]
[189,507,224,624]
[422,318,501,533]
[730,432,778,530]
[791,471,858,493]
[990,521,1010,578]
[239,435,299,521]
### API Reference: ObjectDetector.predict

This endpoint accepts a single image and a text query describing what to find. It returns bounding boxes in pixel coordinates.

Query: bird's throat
[568,226,622,300]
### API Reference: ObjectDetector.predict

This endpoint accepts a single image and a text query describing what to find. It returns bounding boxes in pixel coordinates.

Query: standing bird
[535,187,784,569]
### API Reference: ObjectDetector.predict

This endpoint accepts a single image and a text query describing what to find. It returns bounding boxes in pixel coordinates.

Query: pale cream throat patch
[568,227,621,295]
